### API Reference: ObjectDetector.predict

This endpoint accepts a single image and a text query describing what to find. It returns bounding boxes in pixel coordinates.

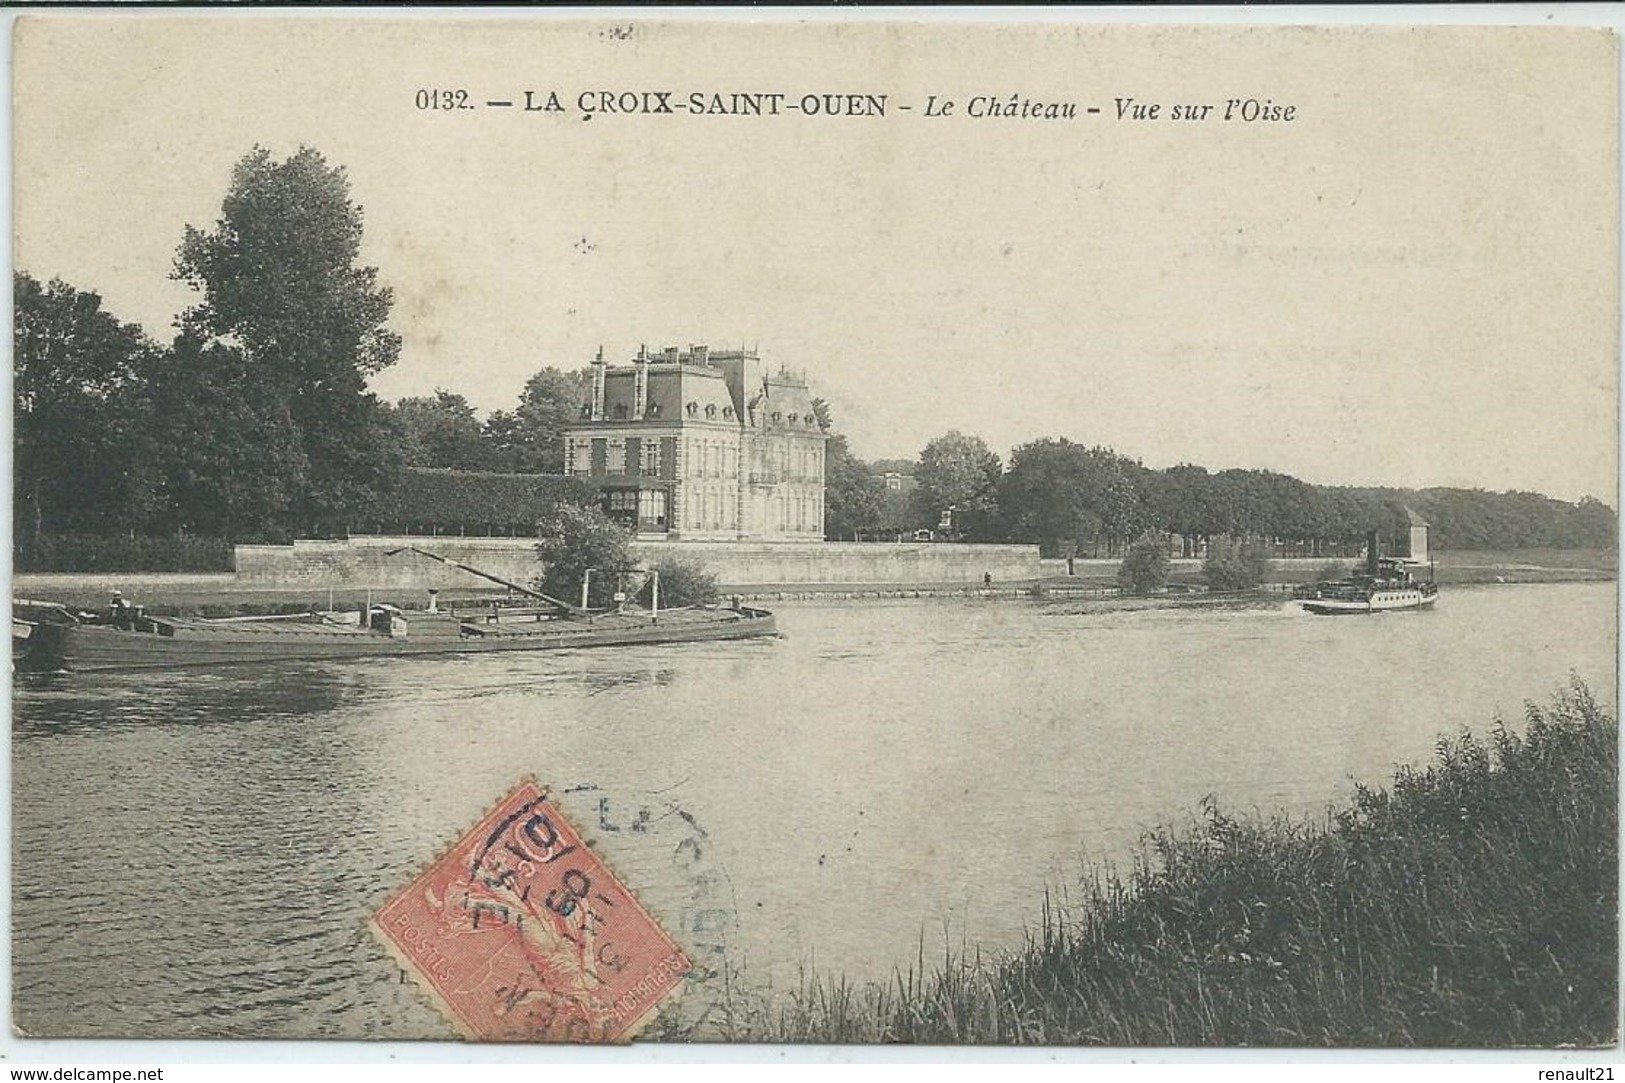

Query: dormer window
[771,411,783,423]
[704,404,717,419]
[722,406,734,419]
[787,413,799,424]
[686,402,699,417]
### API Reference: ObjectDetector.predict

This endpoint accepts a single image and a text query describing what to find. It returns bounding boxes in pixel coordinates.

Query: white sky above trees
[12,17,1618,501]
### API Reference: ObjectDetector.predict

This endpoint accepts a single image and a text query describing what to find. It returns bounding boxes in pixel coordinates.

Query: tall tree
[803,397,884,540]
[509,366,593,472]
[1572,496,1619,549]
[1158,463,1218,554]
[13,272,160,546]
[173,145,402,532]
[915,431,1002,539]
[823,434,886,541]
[997,438,1151,555]
[998,439,1105,556]
[481,409,524,472]
[393,390,489,471]
[145,330,307,538]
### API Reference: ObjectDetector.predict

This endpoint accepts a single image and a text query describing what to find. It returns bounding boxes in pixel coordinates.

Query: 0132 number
[416,89,472,111]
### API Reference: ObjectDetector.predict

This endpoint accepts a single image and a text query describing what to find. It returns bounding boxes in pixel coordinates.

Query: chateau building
[562,345,827,541]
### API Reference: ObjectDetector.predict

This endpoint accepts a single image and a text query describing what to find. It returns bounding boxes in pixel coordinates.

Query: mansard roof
[574,343,825,435]
[752,375,821,432]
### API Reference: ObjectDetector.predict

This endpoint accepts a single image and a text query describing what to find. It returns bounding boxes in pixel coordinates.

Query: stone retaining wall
[234,537,545,591]
[230,536,1042,591]
[635,539,1040,587]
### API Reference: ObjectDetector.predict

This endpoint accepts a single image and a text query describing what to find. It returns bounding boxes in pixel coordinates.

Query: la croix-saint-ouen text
[412,89,1297,123]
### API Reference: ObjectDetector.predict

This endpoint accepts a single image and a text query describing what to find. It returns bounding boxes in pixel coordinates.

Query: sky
[12,15,1620,501]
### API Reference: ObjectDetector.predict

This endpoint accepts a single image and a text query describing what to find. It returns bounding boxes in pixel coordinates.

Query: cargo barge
[12,548,776,673]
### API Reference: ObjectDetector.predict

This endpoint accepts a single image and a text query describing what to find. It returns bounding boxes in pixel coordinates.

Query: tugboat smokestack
[1365,531,1381,578]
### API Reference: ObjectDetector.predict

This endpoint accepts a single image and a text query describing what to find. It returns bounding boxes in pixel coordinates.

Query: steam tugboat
[1295,524,1438,615]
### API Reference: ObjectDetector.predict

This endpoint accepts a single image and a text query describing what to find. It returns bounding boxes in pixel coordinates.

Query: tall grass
[731,680,1616,1046]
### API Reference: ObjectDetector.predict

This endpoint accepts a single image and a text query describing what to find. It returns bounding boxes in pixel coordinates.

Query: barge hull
[24,610,776,674]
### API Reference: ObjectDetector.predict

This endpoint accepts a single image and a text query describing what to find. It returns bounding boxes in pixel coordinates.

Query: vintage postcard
[8,13,1618,1053]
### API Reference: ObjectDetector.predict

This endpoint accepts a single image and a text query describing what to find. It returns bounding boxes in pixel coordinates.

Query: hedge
[14,532,236,573]
[359,468,594,535]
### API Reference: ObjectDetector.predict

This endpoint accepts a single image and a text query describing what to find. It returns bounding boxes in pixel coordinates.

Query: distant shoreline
[12,550,1612,616]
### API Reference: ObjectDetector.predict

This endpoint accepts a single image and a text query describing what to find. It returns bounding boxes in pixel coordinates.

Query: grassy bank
[1436,548,1618,572]
[722,681,1616,1046]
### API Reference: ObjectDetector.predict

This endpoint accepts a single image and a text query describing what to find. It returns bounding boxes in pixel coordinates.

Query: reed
[747,679,1617,1046]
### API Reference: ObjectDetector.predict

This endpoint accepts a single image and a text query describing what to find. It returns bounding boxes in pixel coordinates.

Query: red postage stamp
[371,779,691,1042]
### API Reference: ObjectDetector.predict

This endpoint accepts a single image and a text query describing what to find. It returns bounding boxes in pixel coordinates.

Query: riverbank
[14,548,1612,611]
[12,575,1607,617]
[704,681,1616,1046]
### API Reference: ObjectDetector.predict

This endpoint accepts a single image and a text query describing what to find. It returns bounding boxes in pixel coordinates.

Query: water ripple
[12,585,1615,1038]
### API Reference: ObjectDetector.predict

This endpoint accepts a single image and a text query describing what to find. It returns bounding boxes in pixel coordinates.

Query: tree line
[14,146,599,565]
[15,144,1614,572]
[823,431,1617,556]
[16,147,404,555]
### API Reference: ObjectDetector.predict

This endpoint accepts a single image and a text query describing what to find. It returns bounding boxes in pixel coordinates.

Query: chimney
[633,350,649,421]
[663,345,679,363]
[692,344,709,367]
[590,346,606,422]
[1405,507,1430,565]
[1410,522,1429,565]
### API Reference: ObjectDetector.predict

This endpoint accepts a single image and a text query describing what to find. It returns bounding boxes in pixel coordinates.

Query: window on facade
[606,439,627,474]
[613,404,628,419]
[642,440,661,476]
[569,440,592,475]
[637,489,668,525]
[606,490,638,512]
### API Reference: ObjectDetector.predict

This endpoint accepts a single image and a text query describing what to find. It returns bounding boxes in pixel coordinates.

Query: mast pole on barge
[385,546,585,615]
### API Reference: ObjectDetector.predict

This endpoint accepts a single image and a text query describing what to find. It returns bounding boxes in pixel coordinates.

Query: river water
[10,582,1616,1040]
